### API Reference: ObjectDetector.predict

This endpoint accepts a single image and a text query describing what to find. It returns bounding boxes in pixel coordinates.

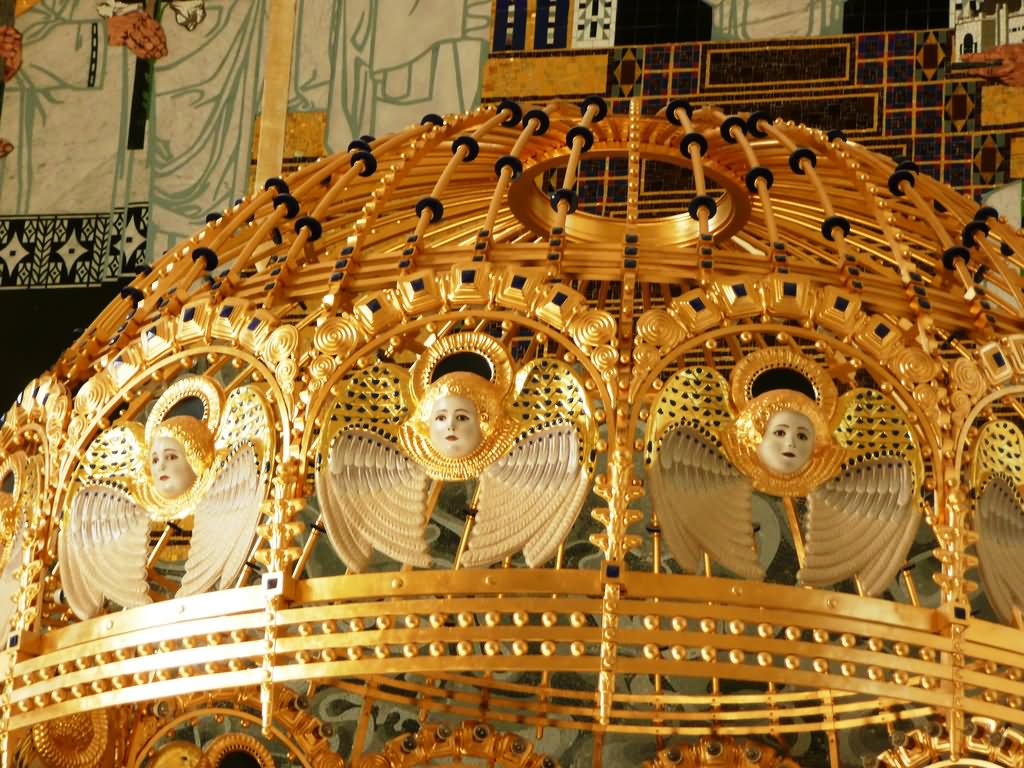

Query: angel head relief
[316,331,597,573]
[646,347,923,597]
[59,375,272,620]
[149,415,214,499]
[735,390,832,478]
[399,345,517,479]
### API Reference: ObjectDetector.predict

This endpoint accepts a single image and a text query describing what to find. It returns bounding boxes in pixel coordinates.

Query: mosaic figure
[646,349,922,595]
[315,332,596,571]
[58,376,272,619]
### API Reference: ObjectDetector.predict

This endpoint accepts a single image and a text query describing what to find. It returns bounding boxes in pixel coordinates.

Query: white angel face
[150,435,197,498]
[428,394,482,459]
[757,409,815,475]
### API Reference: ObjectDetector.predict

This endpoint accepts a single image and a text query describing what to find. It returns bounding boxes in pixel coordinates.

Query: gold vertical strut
[253,0,297,191]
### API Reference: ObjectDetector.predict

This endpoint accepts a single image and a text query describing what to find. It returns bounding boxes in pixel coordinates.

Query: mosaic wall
[0,0,490,288]
[483,29,1024,204]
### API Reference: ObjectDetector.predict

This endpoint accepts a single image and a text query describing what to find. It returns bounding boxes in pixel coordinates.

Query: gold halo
[145,375,224,447]
[409,331,513,405]
[0,451,26,502]
[204,732,275,768]
[729,347,838,420]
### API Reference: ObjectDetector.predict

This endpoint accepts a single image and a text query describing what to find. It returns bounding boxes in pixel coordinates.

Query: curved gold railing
[9,569,1024,735]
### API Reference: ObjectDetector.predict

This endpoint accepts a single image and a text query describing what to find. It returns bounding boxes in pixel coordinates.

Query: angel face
[150,435,197,498]
[757,409,815,475]
[427,394,483,459]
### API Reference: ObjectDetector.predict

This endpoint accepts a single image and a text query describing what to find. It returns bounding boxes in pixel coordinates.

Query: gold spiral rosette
[893,345,941,385]
[71,372,114,417]
[31,711,108,768]
[570,309,617,349]
[636,308,684,349]
[950,388,974,419]
[951,357,986,399]
[264,324,301,364]
[912,383,946,425]
[313,315,362,357]
[591,344,619,376]
[632,342,662,372]
[308,354,335,389]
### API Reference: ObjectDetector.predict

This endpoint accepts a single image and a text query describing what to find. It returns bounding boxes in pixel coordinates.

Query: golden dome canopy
[4,99,1024,768]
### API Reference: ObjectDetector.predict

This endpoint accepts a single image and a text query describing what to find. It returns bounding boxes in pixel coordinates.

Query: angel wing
[177,385,273,594]
[178,443,262,595]
[315,362,432,572]
[461,358,596,568]
[59,484,152,619]
[645,367,762,579]
[59,424,152,619]
[972,420,1024,624]
[802,388,922,596]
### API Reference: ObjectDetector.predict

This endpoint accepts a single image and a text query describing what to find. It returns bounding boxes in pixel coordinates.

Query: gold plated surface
[2,100,1024,766]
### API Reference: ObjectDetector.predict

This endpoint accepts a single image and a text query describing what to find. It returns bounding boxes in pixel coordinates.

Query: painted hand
[107,12,168,60]
[963,43,1024,86]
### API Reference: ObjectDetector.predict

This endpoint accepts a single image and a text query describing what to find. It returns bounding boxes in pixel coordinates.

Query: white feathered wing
[178,443,263,596]
[649,425,763,579]
[976,475,1024,624]
[462,423,590,568]
[59,485,152,619]
[802,457,918,596]
[316,430,432,572]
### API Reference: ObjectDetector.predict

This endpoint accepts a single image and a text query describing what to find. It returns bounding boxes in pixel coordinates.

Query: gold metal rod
[900,567,920,607]
[145,524,176,570]
[452,482,482,570]
[782,496,807,570]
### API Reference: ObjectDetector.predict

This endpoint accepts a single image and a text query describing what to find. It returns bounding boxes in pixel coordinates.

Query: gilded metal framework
[2,98,1024,767]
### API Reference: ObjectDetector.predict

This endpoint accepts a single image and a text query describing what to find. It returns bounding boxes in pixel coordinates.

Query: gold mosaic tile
[980,85,1024,128]
[251,111,327,162]
[1011,136,1024,180]
[483,54,607,99]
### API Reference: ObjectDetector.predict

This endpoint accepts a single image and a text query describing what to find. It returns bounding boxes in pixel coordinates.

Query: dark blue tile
[887,59,914,83]
[914,137,940,161]
[887,86,912,109]
[858,34,885,59]
[671,70,697,95]
[646,45,671,69]
[885,111,912,135]
[915,83,943,107]
[857,61,883,84]
[915,109,942,134]
[946,135,971,160]
[944,163,970,187]
[888,32,915,57]
[673,44,700,68]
